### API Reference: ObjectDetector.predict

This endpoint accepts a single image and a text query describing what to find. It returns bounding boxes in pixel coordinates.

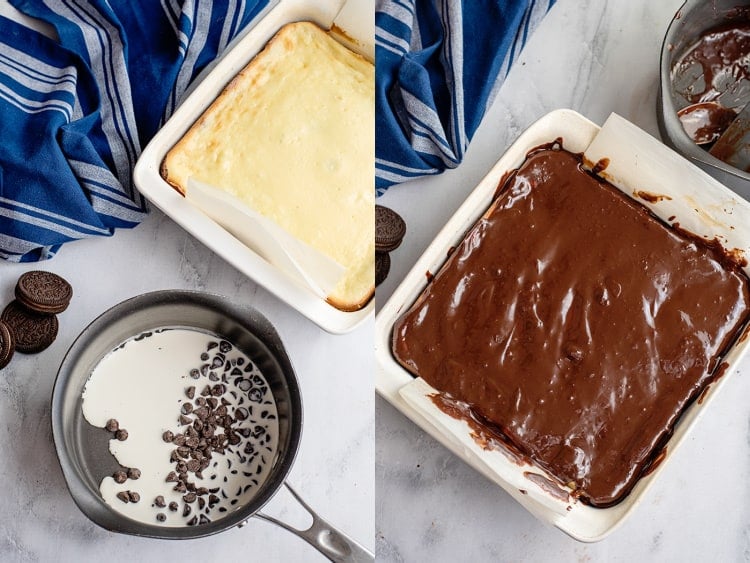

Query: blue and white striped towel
[375,0,555,195]
[0,0,270,262]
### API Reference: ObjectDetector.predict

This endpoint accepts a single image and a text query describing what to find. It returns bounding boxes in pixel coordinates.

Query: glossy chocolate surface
[392,147,750,507]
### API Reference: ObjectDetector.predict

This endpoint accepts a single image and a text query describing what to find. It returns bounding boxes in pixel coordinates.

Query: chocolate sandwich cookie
[15,270,72,314]
[1,301,58,354]
[0,320,14,369]
[375,205,406,252]
[375,252,391,287]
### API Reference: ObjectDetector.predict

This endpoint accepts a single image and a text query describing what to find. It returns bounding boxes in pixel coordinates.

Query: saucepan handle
[255,482,374,563]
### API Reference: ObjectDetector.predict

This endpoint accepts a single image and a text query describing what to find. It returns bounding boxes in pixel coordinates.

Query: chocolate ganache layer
[392,144,750,507]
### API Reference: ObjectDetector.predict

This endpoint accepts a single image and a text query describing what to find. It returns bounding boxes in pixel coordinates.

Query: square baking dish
[375,108,750,541]
[133,0,373,334]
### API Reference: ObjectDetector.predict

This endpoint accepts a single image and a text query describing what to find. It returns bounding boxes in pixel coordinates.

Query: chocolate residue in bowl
[672,24,750,109]
[677,102,737,144]
[672,23,750,149]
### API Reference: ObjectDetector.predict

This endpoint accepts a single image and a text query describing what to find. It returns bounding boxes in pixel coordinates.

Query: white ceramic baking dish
[375,108,750,541]
[133,0,373,334]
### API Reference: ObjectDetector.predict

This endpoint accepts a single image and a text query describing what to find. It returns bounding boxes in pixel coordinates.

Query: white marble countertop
[0,2,373,561]
[376,0,750,561]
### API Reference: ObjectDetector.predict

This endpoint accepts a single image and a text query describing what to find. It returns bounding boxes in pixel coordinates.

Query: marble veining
[376,0,750,561]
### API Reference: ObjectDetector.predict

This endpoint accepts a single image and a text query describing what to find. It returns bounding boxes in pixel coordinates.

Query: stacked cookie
[375,205,406,287]
[0,271,72,368]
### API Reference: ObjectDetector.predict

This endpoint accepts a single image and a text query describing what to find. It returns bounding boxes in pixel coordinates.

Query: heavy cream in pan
[81,328,279,527]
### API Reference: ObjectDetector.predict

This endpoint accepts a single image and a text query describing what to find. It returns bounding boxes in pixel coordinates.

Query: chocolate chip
[162,430,174,442]
[238,379,251,392]
[199,515,210,525]
[211,384,225,396]
[198,497,205,510]
[248,389,263,402]
[166,471,178,483]
[219,341,232,353]
[116,491,129,503]
[105,419,119,432]
[127,491,140,503]
[235,407,248,421]
[200,352,209,361]
[174,482,187,493]
[187,516,198,526]
[173,434,186,446]
[183,492,196,504]
[207,341,218,351]
[113,470,127,484]
[189,368,200,379]
[169,501,178,512]
[236,357,245,366]
[179,415,192,426]
[186,386,195,399]
[181,403,193,415]
[154,495,166,508]
[156,513,166,522]
[231,367,242,376]
[127,467,141,480]
[186,459,200,472]
[207,397,219,410]
[115,429,128,441]
[193,406,209,420]
[183,504,192,517]
[209,372,219,382]
[211,355,224,369]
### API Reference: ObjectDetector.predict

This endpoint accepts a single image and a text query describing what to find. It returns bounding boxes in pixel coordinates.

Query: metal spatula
[709,101,750,172]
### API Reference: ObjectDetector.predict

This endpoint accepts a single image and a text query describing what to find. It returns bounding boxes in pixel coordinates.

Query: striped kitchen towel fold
[375,0,555,195]
[0,0,270,262]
